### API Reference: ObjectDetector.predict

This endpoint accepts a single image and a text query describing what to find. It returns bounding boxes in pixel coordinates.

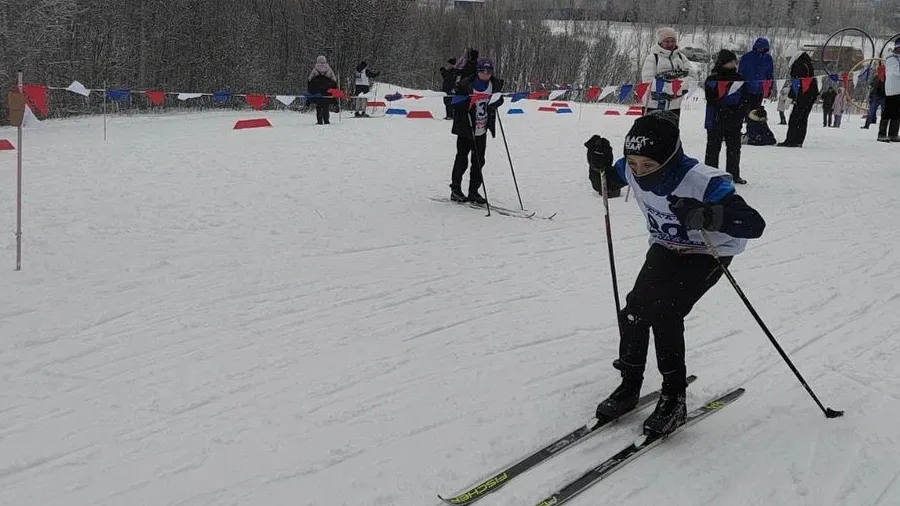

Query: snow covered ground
[1,92,899,506]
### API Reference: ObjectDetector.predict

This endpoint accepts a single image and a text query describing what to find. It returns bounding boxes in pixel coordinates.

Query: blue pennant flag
[213,90,232,103]
[618,84,633,102]
[510,91,529,103]
[106,89,130,101]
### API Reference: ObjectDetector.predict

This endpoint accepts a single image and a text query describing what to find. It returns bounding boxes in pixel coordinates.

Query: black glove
[667,195,725,232]
[584,135,613,172]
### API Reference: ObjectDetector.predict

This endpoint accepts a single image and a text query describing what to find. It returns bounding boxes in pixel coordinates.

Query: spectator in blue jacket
[738,38,774,112]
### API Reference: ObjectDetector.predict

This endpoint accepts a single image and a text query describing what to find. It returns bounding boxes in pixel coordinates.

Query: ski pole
[595,165,623,338]
[496,115,524,210]
[699,230,844,419]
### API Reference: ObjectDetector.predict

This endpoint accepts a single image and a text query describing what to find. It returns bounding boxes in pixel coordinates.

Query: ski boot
[642,393,687,436]
[450,185,467,203]
[467,189,487,206]
[595,359,644,422]
[643,370,687,436]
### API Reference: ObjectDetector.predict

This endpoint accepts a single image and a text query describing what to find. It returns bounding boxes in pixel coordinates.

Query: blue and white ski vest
[615,154,747,256]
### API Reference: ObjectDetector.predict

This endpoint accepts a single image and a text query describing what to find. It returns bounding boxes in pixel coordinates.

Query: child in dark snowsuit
[743,107,777,146]
[585,110,766,436]
[448,58,504,205]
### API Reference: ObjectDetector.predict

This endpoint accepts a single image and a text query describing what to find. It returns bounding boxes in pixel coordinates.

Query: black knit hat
[623,110,681,165]
[715,49,737,66]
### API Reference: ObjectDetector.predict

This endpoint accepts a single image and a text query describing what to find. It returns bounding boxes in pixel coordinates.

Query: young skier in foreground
[585,110,766,436]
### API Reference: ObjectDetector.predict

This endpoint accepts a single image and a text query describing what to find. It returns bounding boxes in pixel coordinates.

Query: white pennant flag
[776,79,786,92]
[177,92,204,101]
[276,95,297,106]
[490,92,503,105]
[852,70,861,86]
[66,81,91,97]
[728,81,744,95]
[817,75,826,90]
[549,89,567,101]
[598,85,617,101]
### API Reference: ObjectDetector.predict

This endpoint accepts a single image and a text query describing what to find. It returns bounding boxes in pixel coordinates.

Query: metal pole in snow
[15,71,23,271]
[103,83,108,141]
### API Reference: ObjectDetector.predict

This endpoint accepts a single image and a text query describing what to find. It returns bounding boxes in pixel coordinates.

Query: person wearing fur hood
[308,56,337,125]
[640,27,692,122]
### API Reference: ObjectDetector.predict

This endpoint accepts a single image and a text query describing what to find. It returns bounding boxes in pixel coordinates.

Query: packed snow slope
[1,94,899,506]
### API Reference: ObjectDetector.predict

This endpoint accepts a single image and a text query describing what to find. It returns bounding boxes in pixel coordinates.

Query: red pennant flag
[762,79,772,98]
[245,94,267,110]
[469,92,490,109]
[328,88,347,99]
[717,80,729,99]
[585,86,600,102]
[145,90,165,105]
[635,82,650,101]
[800,77,813,93]
[671,79,682,97]
[527,90,549,100]
[841,72,850,90]
[22,84,49,117]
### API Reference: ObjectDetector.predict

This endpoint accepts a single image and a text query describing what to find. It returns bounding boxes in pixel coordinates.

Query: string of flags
[12,68,875,119]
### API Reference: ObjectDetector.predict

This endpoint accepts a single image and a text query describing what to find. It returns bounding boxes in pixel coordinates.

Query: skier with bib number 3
[584,110,766,436]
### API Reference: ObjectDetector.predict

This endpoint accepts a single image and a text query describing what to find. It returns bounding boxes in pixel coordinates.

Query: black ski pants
[314,98,331,124]
[618,244,731,395]
[705,116,743,180]
[451,134,487,193]
[878,95,900,138]
[785,96,815,145]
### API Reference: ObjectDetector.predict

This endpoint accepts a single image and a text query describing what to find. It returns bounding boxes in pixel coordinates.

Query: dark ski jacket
[704,67,749,130]
[738,38,774,95]
[451,75,505,138]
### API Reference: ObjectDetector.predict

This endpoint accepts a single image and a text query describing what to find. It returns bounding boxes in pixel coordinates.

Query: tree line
[1,0,895,122]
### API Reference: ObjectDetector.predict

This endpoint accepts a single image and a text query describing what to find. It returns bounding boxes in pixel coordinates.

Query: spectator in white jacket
[878,40,900,142]
[641,27,692,123]
[776,85,791,125]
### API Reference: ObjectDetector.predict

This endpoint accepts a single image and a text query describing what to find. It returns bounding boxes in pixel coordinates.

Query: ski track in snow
[1,94,899,506]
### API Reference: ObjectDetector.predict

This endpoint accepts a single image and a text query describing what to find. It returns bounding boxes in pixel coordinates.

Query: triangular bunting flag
[635,82,651,102]
[762,79,772,98]
[618,84,633,102]
[66,81,91,97]
[106,89,130,101]
[327,89,347,99]
[22,85,49,117]
[841,72,850,90]
[585,86,600,102]
[672,79,682,97]
[145,91,166,105]
[469,92,490,109]
[549,89,567,100]
[276,95,296,106]
[510,92,529,102]
[599,85,617,101]
[489,93,503,105]
[801,77,813,93]
[244,94,267,110]
[717,80,729,98]
[213,90,232,104]
[728,81,743,96]
[177,92,204,101]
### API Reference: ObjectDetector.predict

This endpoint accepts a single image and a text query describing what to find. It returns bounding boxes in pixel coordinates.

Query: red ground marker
[538,107,557,112]
[0,139,14,150]
[604,110,621,115]
[407,111,434,119]
[233,118,272,130]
